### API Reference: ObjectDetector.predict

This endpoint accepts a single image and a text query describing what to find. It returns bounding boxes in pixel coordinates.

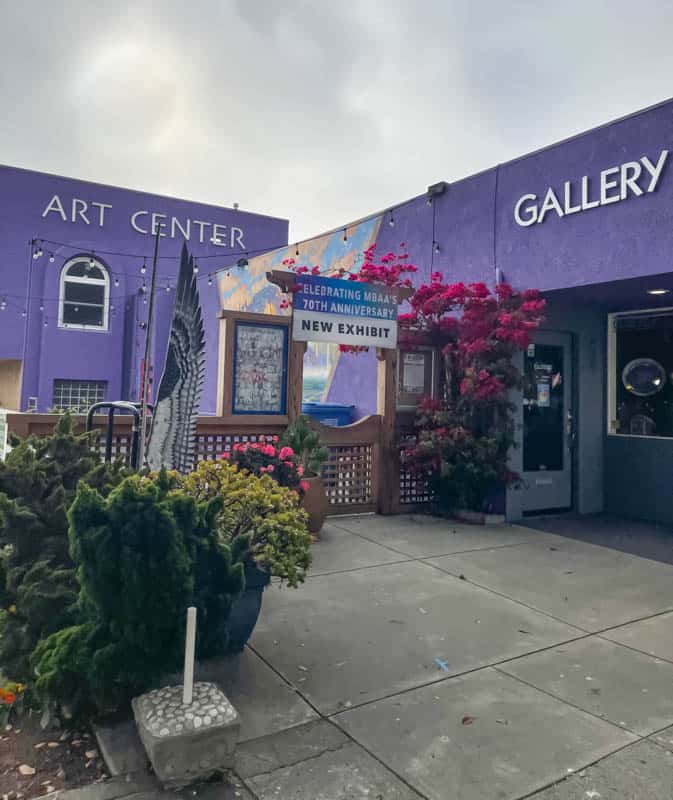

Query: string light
[433,241,440,255]
[343,228,348,244]
[207,275,213,286]
[21,309,26,318]
[426,195,433,206]
[165,284,171,292]
[48,252,55,263]
[193,260,199,274]
[114,277,120,287]
[39,304,44,312]
[0,299,6,311]
[295,245,300,256]
[388,211,395,227]
[141,258,147,275]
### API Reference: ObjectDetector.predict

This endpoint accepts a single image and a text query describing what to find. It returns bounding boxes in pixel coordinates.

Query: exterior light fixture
[647,288,670,295]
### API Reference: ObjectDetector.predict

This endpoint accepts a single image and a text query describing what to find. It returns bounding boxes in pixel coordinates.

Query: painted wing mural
[146,244,205,473]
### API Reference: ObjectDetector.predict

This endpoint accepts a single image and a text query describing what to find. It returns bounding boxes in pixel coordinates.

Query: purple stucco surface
[327,99,673,416]
[0,166,288,412]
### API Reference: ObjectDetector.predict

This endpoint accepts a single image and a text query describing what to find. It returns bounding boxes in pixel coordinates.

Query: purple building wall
[0,166,288,412]
[325,98,673,415]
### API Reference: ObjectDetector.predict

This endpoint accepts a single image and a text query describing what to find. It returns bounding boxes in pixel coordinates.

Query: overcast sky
[2,1,673,241]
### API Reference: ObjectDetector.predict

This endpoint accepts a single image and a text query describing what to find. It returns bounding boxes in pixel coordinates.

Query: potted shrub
[182,460,311,652]
[279,415,329,536]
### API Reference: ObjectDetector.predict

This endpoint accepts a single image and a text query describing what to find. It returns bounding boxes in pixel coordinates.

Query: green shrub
[32,471,245,716]
[279,415,328,477]
[0,415,129,681]
[182,460,311,587]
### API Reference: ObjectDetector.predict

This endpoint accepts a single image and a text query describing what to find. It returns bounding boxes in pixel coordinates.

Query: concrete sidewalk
[80,514,673,799]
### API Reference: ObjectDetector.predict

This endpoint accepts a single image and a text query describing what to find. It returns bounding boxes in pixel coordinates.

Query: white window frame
[58,256,110,332]
[607,305,673,439]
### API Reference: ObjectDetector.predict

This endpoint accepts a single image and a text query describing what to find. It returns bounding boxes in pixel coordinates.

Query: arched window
[59,256,110,330]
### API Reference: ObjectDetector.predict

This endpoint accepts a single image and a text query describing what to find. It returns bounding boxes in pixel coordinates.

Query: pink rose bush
[224,436,305,495]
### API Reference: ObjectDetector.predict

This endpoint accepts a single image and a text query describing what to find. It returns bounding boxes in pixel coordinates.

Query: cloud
[1,0,673,241]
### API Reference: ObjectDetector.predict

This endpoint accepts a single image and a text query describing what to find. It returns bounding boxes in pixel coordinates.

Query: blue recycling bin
[301,402,354,427]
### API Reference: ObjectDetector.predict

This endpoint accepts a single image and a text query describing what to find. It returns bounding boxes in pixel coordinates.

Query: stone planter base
[133,682,239,789]
[453,509,506,525]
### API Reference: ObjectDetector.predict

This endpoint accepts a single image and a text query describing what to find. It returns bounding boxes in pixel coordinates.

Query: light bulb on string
[207,275,213,286]
[21,309,26,318]
[143,296,147,305]
[295,245,300,256]
[49,253,55,263]
[0,299,6,311]
[89,255,95,267]
[193,260,199,274]
[39,304,44,312]
[44,319,48,327]
[433,241,440,255]
[166,284,171,292]
[141,258,147,275]
[114,277,120,287]
[426,196,433,206]
[388,211,395,227]
[343,228,348,244]
[36,244,43,257]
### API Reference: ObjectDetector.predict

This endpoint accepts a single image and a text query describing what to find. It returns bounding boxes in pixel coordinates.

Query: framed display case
[232,321,288,415]
[217,310,305,423]
[397,347,437,409]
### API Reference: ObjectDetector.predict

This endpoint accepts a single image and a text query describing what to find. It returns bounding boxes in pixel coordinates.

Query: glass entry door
[521,331,573,513]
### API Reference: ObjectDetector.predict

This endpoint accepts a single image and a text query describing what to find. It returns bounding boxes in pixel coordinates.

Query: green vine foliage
[279,415,329,477]
[32,471,245,716]
[0,415,130,681]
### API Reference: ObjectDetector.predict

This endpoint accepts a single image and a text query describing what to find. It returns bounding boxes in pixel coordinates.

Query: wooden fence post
[377,348,398,514]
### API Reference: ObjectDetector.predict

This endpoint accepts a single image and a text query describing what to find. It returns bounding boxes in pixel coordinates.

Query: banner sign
[292,275,398,348]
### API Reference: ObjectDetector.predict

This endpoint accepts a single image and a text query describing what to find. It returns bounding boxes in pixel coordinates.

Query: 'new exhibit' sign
[292,275,398,349]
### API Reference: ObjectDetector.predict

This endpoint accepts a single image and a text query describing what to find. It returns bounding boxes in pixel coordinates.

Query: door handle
[566,410,575,447]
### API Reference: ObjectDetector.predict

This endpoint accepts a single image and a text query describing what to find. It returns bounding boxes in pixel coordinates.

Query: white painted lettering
[580,176,600,211]
[171,217,190,240]
[600,166,621,205]
[641,149,668,192]
[71,198,90,224]
[42,194,67,221]
[131,210,149,234]
[211,223,228,246]
[90,201,112,227]
[231,226,245,248]
[620,162,643,199]
[563,181,581,215]
[514,194,538,227]
[192,220,211,243]
[151,212,168,236]
[537,188,564,224]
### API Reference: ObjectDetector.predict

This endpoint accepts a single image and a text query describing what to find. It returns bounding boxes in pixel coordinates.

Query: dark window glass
[523,344,564,471]
[64,282,105,305]
[62,303,104,326]
[615,316,673,437]
[66,261,105,280]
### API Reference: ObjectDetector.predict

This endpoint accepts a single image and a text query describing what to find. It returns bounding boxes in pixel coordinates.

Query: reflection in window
[614,314,673,437]
[59,257,110,330]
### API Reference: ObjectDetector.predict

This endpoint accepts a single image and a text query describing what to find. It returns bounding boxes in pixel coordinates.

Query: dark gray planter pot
[225,561,270,653]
